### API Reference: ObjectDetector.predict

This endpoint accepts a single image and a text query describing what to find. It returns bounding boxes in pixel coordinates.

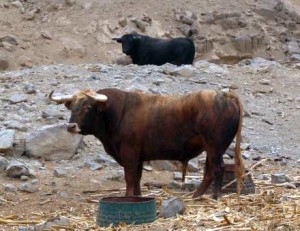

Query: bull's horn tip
[96,94,108,102]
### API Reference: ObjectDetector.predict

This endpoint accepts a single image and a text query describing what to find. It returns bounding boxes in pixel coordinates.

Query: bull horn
[84,92,108,102]
[112,37,122,43]
[49,90,73,103]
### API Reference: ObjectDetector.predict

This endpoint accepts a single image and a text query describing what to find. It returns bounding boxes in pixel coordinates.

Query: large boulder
[25,123,83,160]
[0,129,15,153]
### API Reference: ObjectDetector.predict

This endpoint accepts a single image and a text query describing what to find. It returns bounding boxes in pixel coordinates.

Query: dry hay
[0,182,299,230]
[0,160,299,231]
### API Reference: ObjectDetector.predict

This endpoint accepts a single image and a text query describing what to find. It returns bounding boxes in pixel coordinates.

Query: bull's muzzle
[67,123,81,133]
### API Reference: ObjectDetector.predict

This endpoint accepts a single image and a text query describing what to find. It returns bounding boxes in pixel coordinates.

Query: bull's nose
[67,123,81,133]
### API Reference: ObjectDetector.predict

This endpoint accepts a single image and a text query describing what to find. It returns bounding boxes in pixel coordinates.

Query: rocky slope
[0,0,300,71]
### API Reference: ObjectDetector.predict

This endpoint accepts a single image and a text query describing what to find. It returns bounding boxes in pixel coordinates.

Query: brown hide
[61,88,244,199]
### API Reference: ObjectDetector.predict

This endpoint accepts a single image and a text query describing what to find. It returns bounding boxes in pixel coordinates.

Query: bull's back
[122,90,240,161]
[138,37,195,65]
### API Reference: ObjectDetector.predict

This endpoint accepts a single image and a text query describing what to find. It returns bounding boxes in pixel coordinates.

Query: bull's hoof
[192,191,203,199]
[212,194,220,200]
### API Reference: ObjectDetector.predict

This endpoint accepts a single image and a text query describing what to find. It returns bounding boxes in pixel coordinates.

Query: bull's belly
[142,142,204,162]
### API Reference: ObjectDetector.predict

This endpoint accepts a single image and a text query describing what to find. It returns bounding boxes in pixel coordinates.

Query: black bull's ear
[112,37,122,43]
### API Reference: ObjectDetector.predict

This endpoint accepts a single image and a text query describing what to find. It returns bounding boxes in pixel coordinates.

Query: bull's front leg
[120,143,143,196]
[123,162,143,196]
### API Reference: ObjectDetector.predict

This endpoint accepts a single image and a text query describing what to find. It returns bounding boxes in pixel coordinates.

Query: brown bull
[49,88,245,199]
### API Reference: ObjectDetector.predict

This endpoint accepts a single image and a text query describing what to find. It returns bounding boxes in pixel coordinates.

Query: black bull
[113,33,195,66]
[49,88,245,199]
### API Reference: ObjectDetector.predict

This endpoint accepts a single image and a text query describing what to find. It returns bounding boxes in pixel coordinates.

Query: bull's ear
[112,37,122,43]
[64,101,72,110]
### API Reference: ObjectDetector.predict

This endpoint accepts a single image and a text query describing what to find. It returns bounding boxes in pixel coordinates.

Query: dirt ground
[0,0,300,230]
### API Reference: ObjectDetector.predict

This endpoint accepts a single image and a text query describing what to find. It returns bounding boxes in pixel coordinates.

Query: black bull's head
[112,34,142,55]
[49,90,108,134]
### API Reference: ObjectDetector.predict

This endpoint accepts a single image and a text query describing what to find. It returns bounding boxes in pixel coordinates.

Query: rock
[9,94,27,104]
[256,145,270,153]
[23,11,35,20]
[86,160,103,171]
[19,183,38,193]
[0,51,9,70]
[65,0,76,6]
[131,18,147,32]
[217,16,247,30]
[271,173,289,184]
[232,35,252,53]
[19,182,38,193]
[3,184,17,192]
[150,160,181,171]
[232,35,264,53]
[41,30,53,40]
[194,61,227,74]
[182,179,200,191]
[259,79,271,85]
[18,227,35,231]
[2,41,14,52]
[178,24,192,37]
[168,180,181,190]
[175,10,196,24]
[0,130,15,153]
[18,55,34,68]
[11,1,23,9]
[256,174,270,181]
[118,17,127,27]
[25,123,83,160]
[290,54,300,62]
[106,169,124,181]
[41,106,66,120]
[173,172,182,181]
[0,36,18,45]
[115,55,132,65]
[95,155,118,166]
[242,151,251,160]
[287,40,300,55]
[172,65,195,77]
[31,179,39,185]
[205,13,215,24]
[0,156,10,171]
[33,216,70,231]
[124,83,149,93]
[194,37,214,56]
[187,157,199,172]
[160,197,185,218]
[239,59,252,66]
[4,120,28,132]
[250,57,281,69]
[6,163,30,178]
[53,168,67,177]
[223,154,231,159]
[143,165,153,171]
[24,83,37,94]
[20,175,29,182]
[179,15,194,25]
[60,37,87,58]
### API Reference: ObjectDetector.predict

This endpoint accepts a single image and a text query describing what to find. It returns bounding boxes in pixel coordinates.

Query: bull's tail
[232,92,245,197]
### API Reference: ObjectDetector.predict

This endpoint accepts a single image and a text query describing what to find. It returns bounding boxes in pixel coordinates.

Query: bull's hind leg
[192,151,215,198]
[212,151,224,199]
